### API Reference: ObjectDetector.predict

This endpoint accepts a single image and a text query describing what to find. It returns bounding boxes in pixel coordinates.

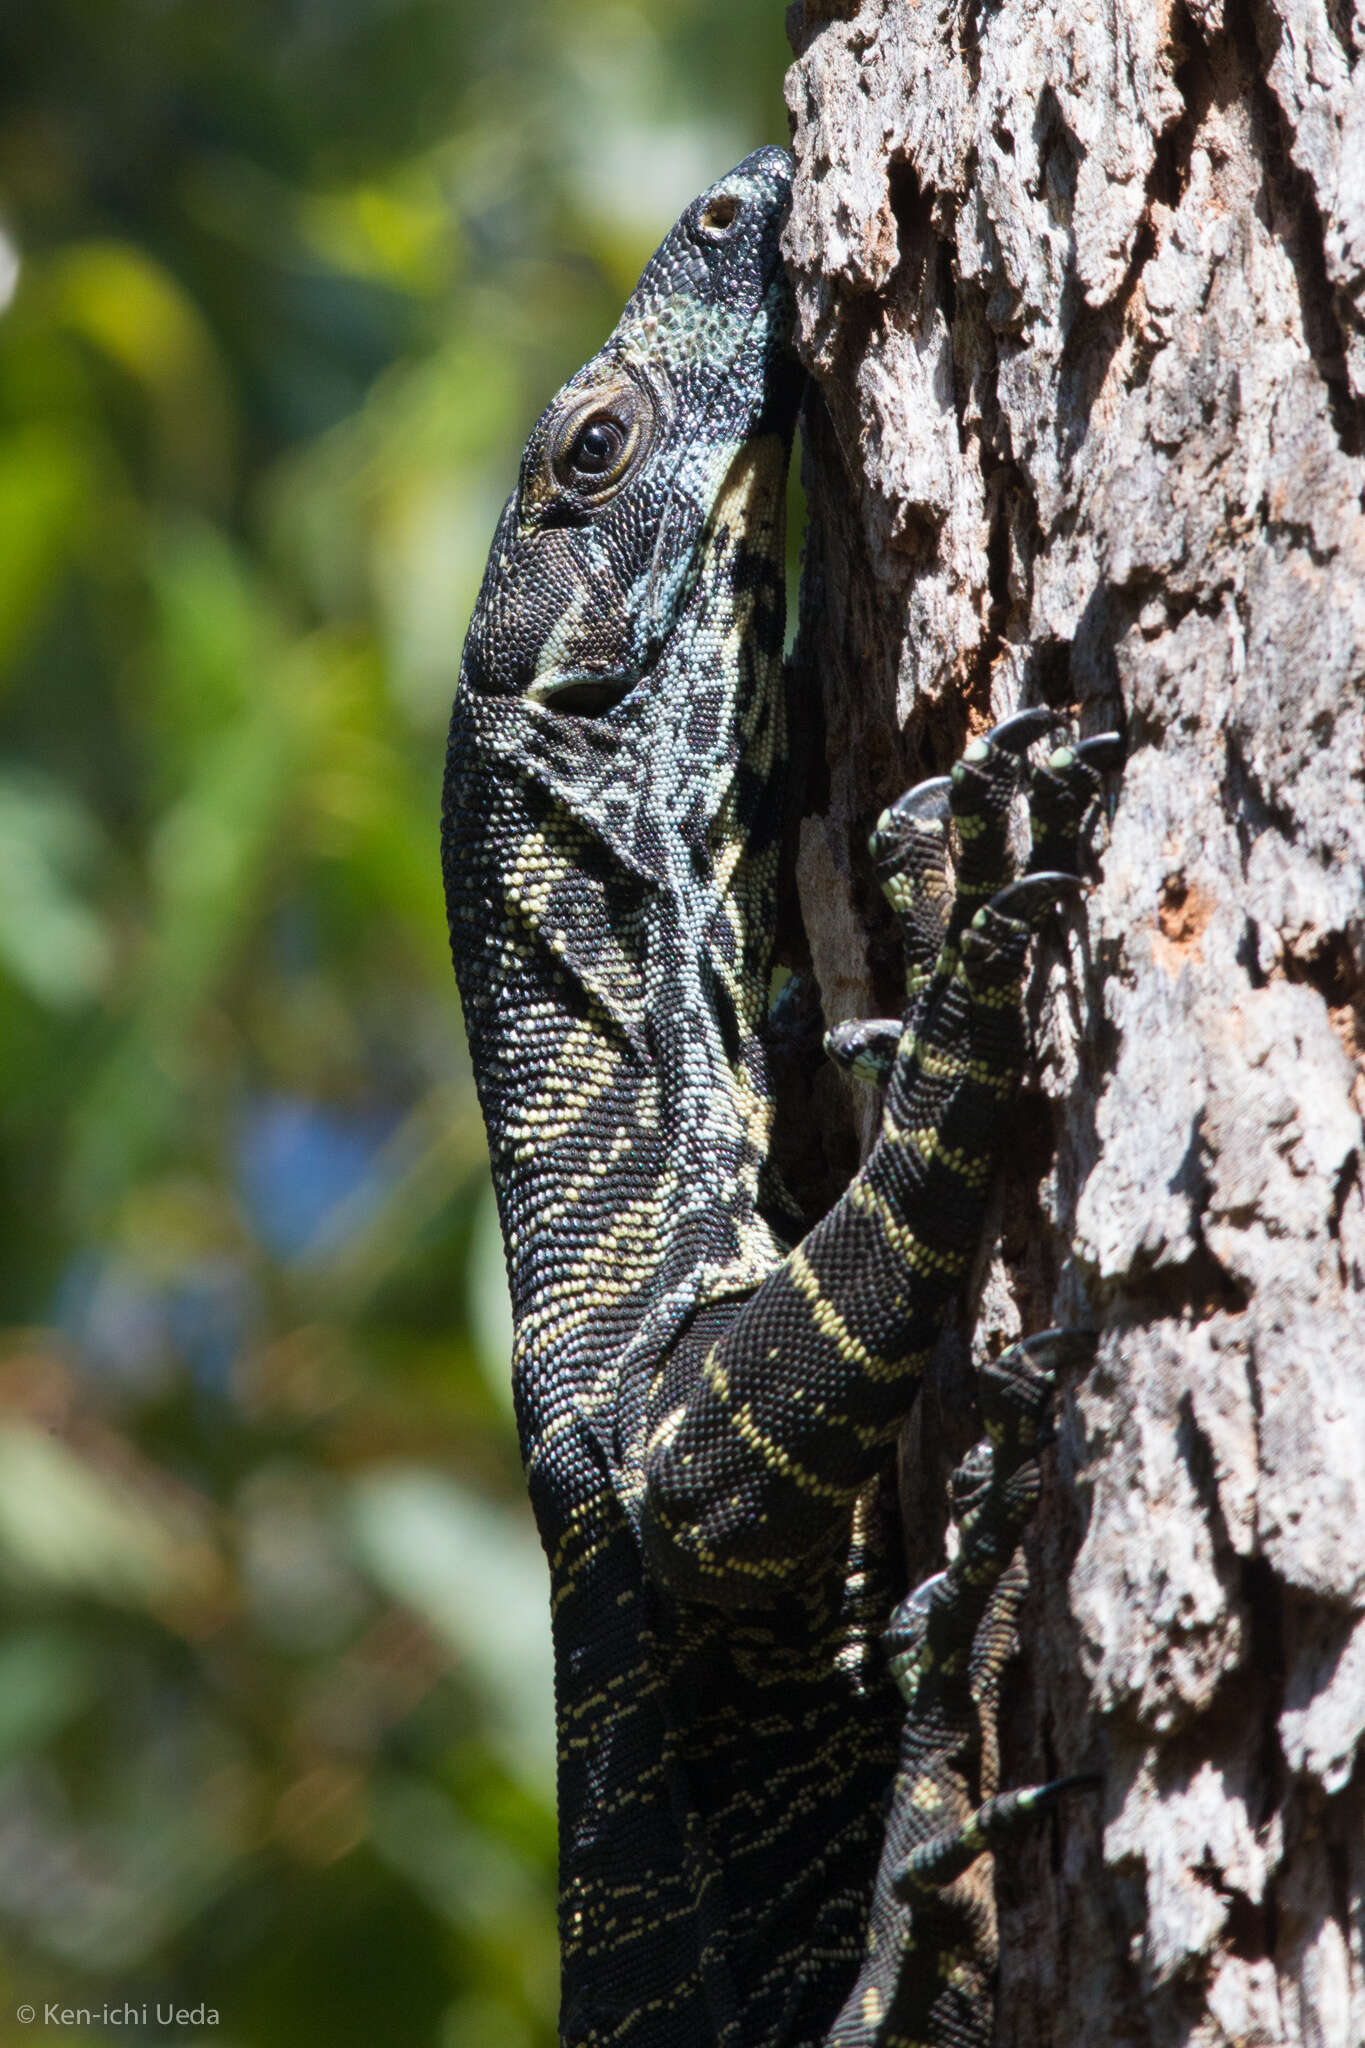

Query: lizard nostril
[698,192,741,238]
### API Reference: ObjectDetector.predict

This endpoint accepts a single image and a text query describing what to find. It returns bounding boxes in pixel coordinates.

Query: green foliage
[0,4,790,2039]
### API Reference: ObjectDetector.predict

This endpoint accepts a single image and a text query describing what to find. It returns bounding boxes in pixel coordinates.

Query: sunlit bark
[785,3,1365,2040]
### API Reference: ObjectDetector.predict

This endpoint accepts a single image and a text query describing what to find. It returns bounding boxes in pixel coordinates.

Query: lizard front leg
[639,712,1106,1604]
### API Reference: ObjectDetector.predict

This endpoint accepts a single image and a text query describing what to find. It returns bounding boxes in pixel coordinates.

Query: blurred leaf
[369,1771,541,1931]
[0,1426,224,1617]
[443,1994,537,2048]
[0,1628,94,1765]
[0,424,93,676]
[144,519,279,770]
[238,1464,370,1652]
[144,680,298,1004]
[467,1179,513,1420]
[344,1471,554,1795]
[45,241,235,500]
[0,770,112,1007]
[299,167,457,294]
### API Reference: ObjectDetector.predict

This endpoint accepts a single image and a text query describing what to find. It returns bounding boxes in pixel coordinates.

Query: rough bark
[782,3,1365,2043]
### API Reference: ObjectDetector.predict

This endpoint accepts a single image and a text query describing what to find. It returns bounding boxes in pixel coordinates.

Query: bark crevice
[1237,0,1365,458]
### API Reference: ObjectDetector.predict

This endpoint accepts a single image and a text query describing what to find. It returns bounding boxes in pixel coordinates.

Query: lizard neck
[444,437,792,1395]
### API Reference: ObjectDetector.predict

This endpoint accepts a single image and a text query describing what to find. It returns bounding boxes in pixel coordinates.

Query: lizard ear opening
[697,191,741,239]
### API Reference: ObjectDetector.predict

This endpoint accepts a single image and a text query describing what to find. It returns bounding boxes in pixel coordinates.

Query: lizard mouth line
[527,674,637,715]
[523,407,786,724]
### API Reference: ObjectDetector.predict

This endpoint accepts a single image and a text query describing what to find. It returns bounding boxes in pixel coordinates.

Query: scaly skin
[442,146,1113,2047]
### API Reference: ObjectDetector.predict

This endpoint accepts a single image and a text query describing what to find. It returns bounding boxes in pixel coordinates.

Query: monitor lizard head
[445,146,802,1058]
[458,144,800,718]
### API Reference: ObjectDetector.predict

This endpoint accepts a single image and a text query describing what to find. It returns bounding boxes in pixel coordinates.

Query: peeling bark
[783,2,1365,2043]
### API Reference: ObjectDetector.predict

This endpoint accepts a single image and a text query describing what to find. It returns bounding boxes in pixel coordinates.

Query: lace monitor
[442,144,1118,2048]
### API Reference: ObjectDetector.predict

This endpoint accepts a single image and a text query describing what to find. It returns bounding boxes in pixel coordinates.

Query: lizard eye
[551,385,651,500]
[570,418,626,476]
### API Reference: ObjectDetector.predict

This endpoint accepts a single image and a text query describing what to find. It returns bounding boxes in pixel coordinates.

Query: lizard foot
[886,1327,1099,1893]
[865,710,1062,1000]
[945,707,1063,937]
[823,1015,902,1085]
[848,712,1117,1060]
[869,774,953,1000]
[1028,731,1124,876]
[829,1327,1098,2046]
[893,1770,1102,1896]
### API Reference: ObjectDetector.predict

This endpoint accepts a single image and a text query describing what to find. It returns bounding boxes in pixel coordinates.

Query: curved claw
[981,706,1062,756]
[888,774,953,824]
[973,1771,1104,1841]
[984,870,1088,923]
[971,1772,1103,1844]
[1011,1326,1099,1374]
[883,1570,949,1662]
[947,1443,994,1518]
[1075,730,1125,773]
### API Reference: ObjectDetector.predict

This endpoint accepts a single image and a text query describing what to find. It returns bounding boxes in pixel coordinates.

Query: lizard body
[443,146,1112,2047]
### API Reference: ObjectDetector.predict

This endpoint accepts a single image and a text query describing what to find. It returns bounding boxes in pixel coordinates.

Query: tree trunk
[782,3,1365,2043]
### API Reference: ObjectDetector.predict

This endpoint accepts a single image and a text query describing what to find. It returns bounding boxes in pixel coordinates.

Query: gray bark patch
[784,1,1365,2039]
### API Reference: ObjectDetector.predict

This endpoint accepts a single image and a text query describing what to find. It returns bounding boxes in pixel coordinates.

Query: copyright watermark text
[16,2006,220,2028]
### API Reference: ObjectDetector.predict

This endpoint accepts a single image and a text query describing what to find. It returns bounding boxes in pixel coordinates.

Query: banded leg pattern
[640,715,1111,1604]
[828,1330,1097,2048]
